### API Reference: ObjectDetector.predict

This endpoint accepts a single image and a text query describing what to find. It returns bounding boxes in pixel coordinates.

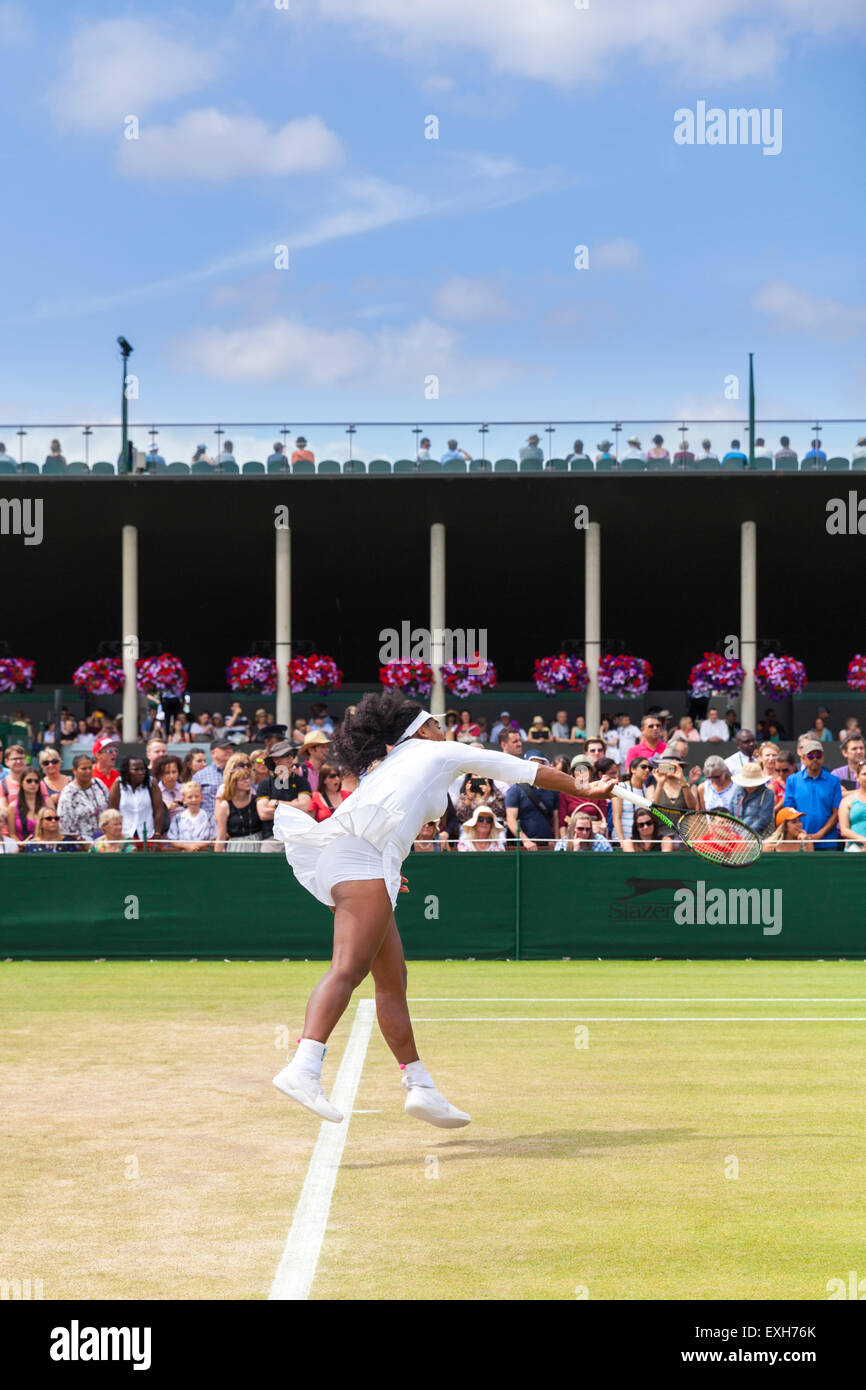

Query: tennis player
[273,692,616,1127]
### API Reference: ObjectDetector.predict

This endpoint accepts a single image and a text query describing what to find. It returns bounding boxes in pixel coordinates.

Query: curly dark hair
[331,691,423,775]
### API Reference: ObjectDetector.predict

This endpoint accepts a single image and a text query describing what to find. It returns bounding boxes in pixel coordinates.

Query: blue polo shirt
[783,768,842,848]
[505,783,557,842]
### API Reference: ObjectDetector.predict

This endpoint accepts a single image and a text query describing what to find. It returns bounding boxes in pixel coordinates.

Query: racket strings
[678,810,762,866]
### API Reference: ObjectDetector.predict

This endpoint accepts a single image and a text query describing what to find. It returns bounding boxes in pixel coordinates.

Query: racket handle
[611,784,653,810]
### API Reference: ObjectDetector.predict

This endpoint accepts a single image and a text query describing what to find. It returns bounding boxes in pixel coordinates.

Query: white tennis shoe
[402,1076,471,1128]
[273,1062,344,1123]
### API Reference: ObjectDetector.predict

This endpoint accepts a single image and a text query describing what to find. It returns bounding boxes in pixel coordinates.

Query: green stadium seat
[569,458,593,472]
[469,458,493,474]
[343,459,367,475]
[317,459,340,475]
[443,458,466,474]
[721,457,748,471]
[853,457,866,471]
[0,459,17,475]
[367,459,392,474]
[494,458,517,473]
[91,460,115,475]
[692,458,723,472]
[749,458,772,472]
[646,457,671,472]
[292,459,315,475]
[191,459,216,475]
[166,461,190,474]
[518,457,543,473]
[20,460,39,475]
[544,458,567,472]
[774,456,797,472]
[619,458,645,472]
[218,459,239,474]
[799,457,819,472]
[66,460,89,475]
[267,457,290,474]
[825,457,851,471]
[393,459,417,474]
[594,458,616,472]
[417,459,441,474]
[242,460,265,474]
[42,458,67,475]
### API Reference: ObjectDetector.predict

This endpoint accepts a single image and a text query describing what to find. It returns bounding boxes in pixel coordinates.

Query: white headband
[394,709,435,745]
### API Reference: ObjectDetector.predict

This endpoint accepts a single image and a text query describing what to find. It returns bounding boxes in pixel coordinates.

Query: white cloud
[594,238,641,271]
[432,276,513,321]
[118,109,343,181]
[50,19,218,131]
[314,0,865,84]
[0,2,33,44]
[754,280,866,341]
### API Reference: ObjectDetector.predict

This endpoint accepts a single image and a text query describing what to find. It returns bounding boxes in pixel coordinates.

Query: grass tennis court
[3,959,865,1301]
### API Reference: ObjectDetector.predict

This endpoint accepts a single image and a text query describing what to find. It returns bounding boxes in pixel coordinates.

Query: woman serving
[273,692,615,1127]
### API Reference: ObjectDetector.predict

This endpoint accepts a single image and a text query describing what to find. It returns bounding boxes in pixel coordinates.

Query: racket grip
[611,784,653,810]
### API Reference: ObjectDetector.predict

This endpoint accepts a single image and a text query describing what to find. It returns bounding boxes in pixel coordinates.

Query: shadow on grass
[342,1126,697,1168]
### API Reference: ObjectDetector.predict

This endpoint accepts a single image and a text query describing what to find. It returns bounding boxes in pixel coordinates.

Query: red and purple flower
[687,653,745,698]
[533,654,589,695]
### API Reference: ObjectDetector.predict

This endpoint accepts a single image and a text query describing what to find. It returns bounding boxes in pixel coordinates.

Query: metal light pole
[118,337,133,474]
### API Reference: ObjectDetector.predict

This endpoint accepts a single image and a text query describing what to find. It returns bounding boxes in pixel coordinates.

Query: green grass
[2,960,865,1300]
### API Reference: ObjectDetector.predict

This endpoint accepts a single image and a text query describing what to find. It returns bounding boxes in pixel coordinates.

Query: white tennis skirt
[275,804,403,908]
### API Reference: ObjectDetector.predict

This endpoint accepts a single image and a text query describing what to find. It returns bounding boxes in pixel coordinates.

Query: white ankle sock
[401,1059,434,1088]
[293,1038,326,1075]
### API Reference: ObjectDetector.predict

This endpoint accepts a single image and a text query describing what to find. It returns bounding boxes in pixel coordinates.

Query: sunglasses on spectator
[805,751,823,760]
[42,758,60,765]
[234,761,252,769]
[636,818,654,827]
[43,814,59,821]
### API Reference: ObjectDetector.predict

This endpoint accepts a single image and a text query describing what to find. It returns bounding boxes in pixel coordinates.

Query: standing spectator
[757,742,785,807]
[698,439,719,464]
[615,711,640,760]
[647,434,669,461]
[731,763,776,837]
[57,754,109,842]
[649,752,697,848]
[699,706,727,742]
[299,730,332,794]
[45,438,67,466]
[193,740,234,819]
[559,755,607,836]
[802,438,826,464]
[256,741,312,849]
[598,714,621,763]
[724,728,757,775]
[109,757,164,846]
[831,732,866,790]
[550,710,571,741]
[181,748,208,782]
[838,761,866,852]
[722,440,747,465]
[519,434,543,462]
[214,753,262,851]
[225,701,250,745]
[291,436,315,464]
[673,439,695,464]
[92,808,136,853]
[611,756,653,849]
[146,738,167,771]
[165,780,215,851]
[565,440,590,465]
[622,435,644,462]
[440,439,471,464]
[505,753,558,850]
[310,764,351,821]
[775,435,798,463]
[458,805,506,852]
[625,714,667,770]
[38,747,70,802]
[267,441,288,467]
[1,746,45,808]
[696,756,738,813]
[783,740,843,850]
[153,753,184,826]
[91,735,119,792]
[7,768,46,843]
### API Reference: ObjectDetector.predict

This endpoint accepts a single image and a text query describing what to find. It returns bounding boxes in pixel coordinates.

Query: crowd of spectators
[1,698,864,853]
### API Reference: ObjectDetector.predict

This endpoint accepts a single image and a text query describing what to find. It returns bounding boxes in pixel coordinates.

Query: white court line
[411,1016,866,1023]
[407,997,866,1003]
[269,998,375,1302]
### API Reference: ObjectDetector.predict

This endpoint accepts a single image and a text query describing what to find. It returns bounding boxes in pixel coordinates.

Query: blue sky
[1,0,865,461]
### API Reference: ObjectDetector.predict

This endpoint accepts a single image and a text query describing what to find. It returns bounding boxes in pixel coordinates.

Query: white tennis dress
[274,738,538,907]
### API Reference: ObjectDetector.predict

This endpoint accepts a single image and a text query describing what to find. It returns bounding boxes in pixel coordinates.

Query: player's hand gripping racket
[611,785,762,867]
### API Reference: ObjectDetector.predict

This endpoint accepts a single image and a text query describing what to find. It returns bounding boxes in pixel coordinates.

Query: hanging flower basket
[440,658,498,699]
[754,653,807,700]
[687,653,745,698]
[379,659,434,699]
[533,654,588,696]
[0,657,36,693]
[227,656,278,694]
[73,658,124,696]
[847,655,866,692]
[289,654,343,694]
[598,654,652,697]
[136,652,188,696]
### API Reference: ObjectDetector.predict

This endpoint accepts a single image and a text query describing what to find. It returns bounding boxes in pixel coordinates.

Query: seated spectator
[597,715,621,764]
[310,764,351,821]
[217,440,237,466]
[7,766,46,843]
[698,439,719,463]
[440,439,471,464]
[722,439,747,464]
[267,441,288,467]
[225,702,250,745]
[615,712,641,759]
[443,710,459,737]
[696,756,738,813]
[475,715,490,745]
[757,742,785,807]
[249,751,269,788]
[309,702,335,734]
[559,755,608,835]
[764,807,812,852]
[93,808,136,853]
[458,805,506,852]
[145,445,166,468]
[454,773,505,825]
[214,752,263,852]
[39,746,70,802]
[527,715,551,742]
[565,440,590,464]
[595,439,616,464]
[699,706,727,742]
[505,753,558,849]
[673,439,695,464]
[57,754,109,843]
[1,746,46,811]
[249,709,270,743]
[647,434,669,460]
[774,748,797,792]
[831,731,866,790]
[852,436,866,462]
[551,710,571,741]
[191,443,215,467]
[625,714,667,769]
[519,434,544,462]
[23,805,82,852]
[802,438,826,463]
[774,435,797,462]
[0,441,14,465]
[45,438,67,466]
[584,736,607,772]
[59,713,78,745]
[291,436,315,464]
[181,748,208,782]
[153,754,184,827]
[192,739,234,817]
[291,718,309,746]
[731,763,776,836]
[811,715,833,743]
[256,741,313,850]
[753,436,772,459]
[557,808,613,852]
[678,715,701,743]
[632,808,664,851]
[190,711,214,741]
[412,819,449,852]
[165,780,216,851]
[725,728,756,774]
[783,740,842,850]
[724,708,739,740]
[838,761,866,852]
[491,710,527,741]
[622,435,644,462]
[168,714,190,744]
[456,709,480,741]
[757,707,786,740]
[108,757,164,847]
[416,437,434,461]
[571,714,587,744]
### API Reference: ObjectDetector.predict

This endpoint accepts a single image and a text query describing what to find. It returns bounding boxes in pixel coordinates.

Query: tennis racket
[612,785,762,868]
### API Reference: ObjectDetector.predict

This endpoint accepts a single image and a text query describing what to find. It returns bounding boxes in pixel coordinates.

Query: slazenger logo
[674,880,782,936]
[608,878,689,920]
[0,497,43,545]
[50,1321,151,1371]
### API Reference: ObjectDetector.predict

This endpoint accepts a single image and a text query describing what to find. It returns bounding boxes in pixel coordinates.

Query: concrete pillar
[585,522,601,735]
[430,522,446,718]
[740,520,757,734]
[121,524,139,742]
[275,523,291,732]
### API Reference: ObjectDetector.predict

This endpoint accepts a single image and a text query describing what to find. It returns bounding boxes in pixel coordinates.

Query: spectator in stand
[411,819,450,852]
[837,715,862,741]
[775,435,798,463]
[753,437,772,460]
[774,748,797,790]
[550,710,571,741]
[248,709,270,743]
[145,738,167,772]
[725,728,757,775]
[310,764,351,821]
[724,709,739,740]
[256,741,313,850]
[570,714,587,745]
[267,441,288,468]
[559,754,607,836]
[698,439,719,464]
[722,439,747,465]
[1,747,46,815]
[764,807,812,852]
[0,441,14,465]
[258,723,288,756]
[558,807,613,852]
[217,441,237,467]
[45,439,67,467]
[224,702,250,745]
[456,709,481,742]
[169,714,190,744]
[677,715,701,743]
[299,730,332,794]
[595,440,616,464]
[440,439,471,465]
[165,780,216,851]
[24,806,81,852]
[852,436,866,462]
[505,753,558,850]
[214,753,262,852]
[181,748,207,782]
[584,737,606,771]
[291,436,315,465]
[92,808,136,853]
[757,707,786,739]
[38,747,70,803]
[309,703,335,735]
[109,757,164,847]
[475,715,490,744]
[696,756,738,813]
[783,739,842,850]
[632,809,664,851]
[838,761,866,852]
[757,743,785,807]
[625,714,667,770]
[58,754,109,843]
[454,773,505,826]
[146,444,166,469]
[647,434,669,461]
[191,443,215,468]
[491,711,526,742]
[291,717,309,746]
[153,754,184,826]
[90,736,119,793]
[699,706,727,742]
[192,740,234,818]
[565,440,591,465]
[615,712,641,761]
[622,435,644,462]
[527,715,551,742]
[673,439,695,464]
[831,732,866,791]
[731,763,776,837]
[190,712,213,740]
[519,434,544,462]
[458,805,506,852]
[7,767,46,843]
[249,751,269,787]
[803,438,827,464]
[811,715,833,743]
[59,712,78,745]
[416,438,434,462]
[649,751,696,848]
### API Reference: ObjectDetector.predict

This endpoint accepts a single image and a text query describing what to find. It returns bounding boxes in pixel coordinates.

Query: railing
[0,834,855,853]
[1,419,864,475]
